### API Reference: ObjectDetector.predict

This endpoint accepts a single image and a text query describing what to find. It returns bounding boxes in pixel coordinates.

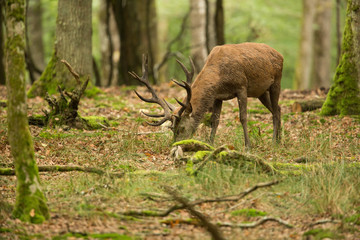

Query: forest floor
[0,84,360,240]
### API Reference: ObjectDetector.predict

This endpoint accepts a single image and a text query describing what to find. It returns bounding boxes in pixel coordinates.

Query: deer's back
[193,43,283,99]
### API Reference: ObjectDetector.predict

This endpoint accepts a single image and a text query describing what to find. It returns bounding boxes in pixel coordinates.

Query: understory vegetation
[0,85,359,239]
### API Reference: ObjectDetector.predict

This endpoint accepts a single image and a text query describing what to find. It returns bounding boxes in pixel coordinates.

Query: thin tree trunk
[5,0,49,223]
[190,0,208,73]
[0,1,5,85]
[312,0,332,88]
[294,0,316,90]
[26,0,45,82]
[336,0,342,64]
[214,0,225,45]
[112,0,158,85]
[28,0,93,97]
[321,0,360,115]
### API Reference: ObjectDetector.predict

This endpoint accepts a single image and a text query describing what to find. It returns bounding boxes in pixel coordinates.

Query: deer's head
[130,55,195,142]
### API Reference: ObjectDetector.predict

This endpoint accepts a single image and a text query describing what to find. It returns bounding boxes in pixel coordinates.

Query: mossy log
[28,60,109,130]
[291,99,325,112]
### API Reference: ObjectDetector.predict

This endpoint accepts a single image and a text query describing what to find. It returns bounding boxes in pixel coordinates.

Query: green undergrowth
[303,228,344,240]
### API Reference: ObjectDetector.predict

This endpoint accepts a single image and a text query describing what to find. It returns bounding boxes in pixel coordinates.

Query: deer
[130,42,283,148]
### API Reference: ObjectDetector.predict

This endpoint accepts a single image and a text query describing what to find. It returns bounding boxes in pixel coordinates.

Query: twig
[61,59,80,83]
[163,186,226,240]
[218,217,293,229]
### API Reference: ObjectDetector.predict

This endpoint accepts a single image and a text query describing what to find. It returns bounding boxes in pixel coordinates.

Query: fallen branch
[291,99,325,112]
[161,216,293,229]
[218,216,294,229]
[163,186,226,240]
[119,180,280,217]
[308,219,341,227]
[0,165,124,178]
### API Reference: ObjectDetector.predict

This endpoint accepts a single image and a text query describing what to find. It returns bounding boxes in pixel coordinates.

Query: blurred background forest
[0,0,347,91]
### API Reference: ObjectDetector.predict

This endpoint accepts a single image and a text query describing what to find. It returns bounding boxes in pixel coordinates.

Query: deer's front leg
[209,99,223,143]
[237,88,250,148]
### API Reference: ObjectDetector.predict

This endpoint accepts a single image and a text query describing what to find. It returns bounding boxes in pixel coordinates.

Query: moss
[231,208,267,217]
[303,228,344,240]
[172,139,215,151]
[191,150,211,162]
[321,2,360,116]
[81,116,110,130]
[185,159,194,175]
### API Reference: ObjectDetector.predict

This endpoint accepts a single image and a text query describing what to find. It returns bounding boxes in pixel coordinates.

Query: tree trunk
[5,0,49,223]
[28,0,93,97]
[312,0,332,89]
[112,0,158,85]
[294,0,316,90]
[0,1,5,85]
[321,0,360,115]
[98,0,119,87]
[26,0,45,82]
[214,0,225,45]
[190,0,208,73]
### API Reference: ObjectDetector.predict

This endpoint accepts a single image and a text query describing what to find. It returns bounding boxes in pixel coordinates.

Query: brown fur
[175,43,283,147]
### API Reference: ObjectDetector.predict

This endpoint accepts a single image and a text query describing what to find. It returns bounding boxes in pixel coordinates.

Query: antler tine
[129,54,173,126]
[141,110,165,118]
[172,79,192,116]
[176,58,195,84]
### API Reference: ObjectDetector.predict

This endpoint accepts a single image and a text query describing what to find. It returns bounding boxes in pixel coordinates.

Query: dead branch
[0,165,124,178]
[61,59,80,83]
[119,180,280,218]
[163,186,226,240]
[308,219,341,227]
[291,99,325,112]
[218,216,294,229]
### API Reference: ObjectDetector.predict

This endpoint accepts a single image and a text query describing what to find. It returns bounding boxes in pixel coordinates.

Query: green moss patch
[231,208,267,217]
[303,228,344,240]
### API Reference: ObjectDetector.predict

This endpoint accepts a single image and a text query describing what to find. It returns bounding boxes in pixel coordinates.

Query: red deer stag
[130,43,283,147]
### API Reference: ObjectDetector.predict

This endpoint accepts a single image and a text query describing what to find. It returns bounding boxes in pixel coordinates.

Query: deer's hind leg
[236,87,250,148]
[209,99,222,143]
[258,90,273,114]
[269,83,281,142]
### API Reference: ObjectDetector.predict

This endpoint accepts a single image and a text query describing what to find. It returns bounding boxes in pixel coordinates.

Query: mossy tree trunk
[28,0,93,97]
[112,0,158,85]
[5,0,49,223]
[320,0,360,115]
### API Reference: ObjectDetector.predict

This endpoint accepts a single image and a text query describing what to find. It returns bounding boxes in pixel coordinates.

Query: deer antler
[129,54,173,126]
[174,58,194,116]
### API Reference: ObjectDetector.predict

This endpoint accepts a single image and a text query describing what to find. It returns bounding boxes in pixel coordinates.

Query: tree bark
[294,0,316,90]
[98,0,119,87]
[312,0,332,89]
[112,0,158,85]
[190,0,208,73]
[28,0,93,97]
[26,0,45,81]
[0,1,5,85]
[214,0,225,45]
[321,0,360,115]
[5,0,49,223]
